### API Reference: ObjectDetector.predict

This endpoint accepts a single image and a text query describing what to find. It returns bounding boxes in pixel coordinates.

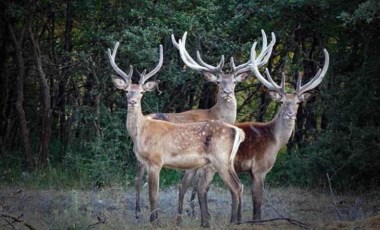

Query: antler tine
[255,30,269,65]
[139,69,147,78]
[232,30,276,76]
[128,65,133,81]
[139,44,164,85]
[196,51,225,73]
[250,42,282,93]
[265,68,283,93]
[231,58,255,76]
[296,72,303,92]
[175,31,225,73]
[254,31,276,67]
[230,57,236,70]
[231,57,252,75]
[108,42,133,83]
[177,33,208,71]
[297,49,330,95]
[171,33,180,49]
[173,32,200,67]
[280,72,286,92]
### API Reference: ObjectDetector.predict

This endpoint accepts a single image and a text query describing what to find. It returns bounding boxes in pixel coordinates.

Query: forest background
[0,0,379,193]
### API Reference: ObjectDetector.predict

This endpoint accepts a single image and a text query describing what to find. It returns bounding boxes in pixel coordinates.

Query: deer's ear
[299,92,314,101]
[268,91,282,101]
[202,71,218,82]
[143,80,160,92]
[112,76,129,90]
[234,72,251,82]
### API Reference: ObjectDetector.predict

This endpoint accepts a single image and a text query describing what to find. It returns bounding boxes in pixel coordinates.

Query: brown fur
[235,122,276,166]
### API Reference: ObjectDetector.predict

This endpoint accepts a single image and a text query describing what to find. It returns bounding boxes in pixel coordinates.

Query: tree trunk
[198,83,216,109]
[0,22,9,156]
[58,0,74,156]
[85,59,103,139]
[29,24,52,167]
[7,22,34,169]
[301,31,319,144]
[256,90,267,122]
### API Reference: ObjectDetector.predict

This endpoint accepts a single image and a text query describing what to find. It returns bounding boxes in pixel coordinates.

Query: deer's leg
[176,169,196,226]
[252,173,265,220]
[147,165,161,223]
[135,160,146,217]
[232,169,243,222]
[190,186,197,217]
[214,166,243,224]
[197,167,216,228]
[248,172,255,220]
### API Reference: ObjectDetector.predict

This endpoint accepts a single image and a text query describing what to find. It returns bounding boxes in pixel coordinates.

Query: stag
[134,30,276,223]
[177,47,330,222]
[108,42,246,226]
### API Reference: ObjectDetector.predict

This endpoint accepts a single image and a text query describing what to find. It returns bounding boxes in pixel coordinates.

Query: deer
[108,41,246,227]
[134,30,276,223]
[177,47,330,222]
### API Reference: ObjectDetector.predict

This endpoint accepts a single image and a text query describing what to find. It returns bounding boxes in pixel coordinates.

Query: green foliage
[0,105,136,189]
[268,126,380,191]
[159,168,183,187]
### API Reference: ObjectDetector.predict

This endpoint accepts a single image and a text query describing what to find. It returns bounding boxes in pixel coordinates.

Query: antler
[230,30,276,75]
[250,43,285,94]
[108,42,133,84]
[171,32,225,73]
[296,49,329,95]
[139,45,164,85]
[172,30,276,75]
[251,48,329,95]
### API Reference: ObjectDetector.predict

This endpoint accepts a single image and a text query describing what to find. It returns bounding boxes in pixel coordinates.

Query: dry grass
[0,185,379,229]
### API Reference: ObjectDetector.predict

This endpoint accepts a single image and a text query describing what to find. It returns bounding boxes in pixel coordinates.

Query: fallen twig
[261,187,311,229]
[0,213,36,230]
[87,215,106,229]
[326,173,342,220]
[263,187,285,218]
[239,217,310,229]
[1,215,16,229]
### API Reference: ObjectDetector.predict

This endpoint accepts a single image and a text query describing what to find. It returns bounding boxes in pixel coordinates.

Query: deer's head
[108,42,162,109]
[172,30,276,102]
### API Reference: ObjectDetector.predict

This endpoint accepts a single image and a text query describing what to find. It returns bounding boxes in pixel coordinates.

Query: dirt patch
[0,185,379,229]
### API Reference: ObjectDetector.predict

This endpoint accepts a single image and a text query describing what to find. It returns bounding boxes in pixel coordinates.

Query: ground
[0,185,379,229]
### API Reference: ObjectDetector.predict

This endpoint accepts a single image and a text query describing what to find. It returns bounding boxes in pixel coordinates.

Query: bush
[267,127,380,192]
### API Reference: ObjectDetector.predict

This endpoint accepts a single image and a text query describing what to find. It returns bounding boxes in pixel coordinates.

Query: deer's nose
[223,88,232,94]
[286,111,296,119]
[128,99,137,105]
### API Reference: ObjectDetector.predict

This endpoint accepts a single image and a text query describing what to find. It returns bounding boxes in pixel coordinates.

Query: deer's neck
[271,107,296,146]
[210,95,237,124]
[126,106,145,142]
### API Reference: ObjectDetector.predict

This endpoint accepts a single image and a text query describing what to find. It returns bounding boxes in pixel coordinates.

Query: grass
[1,143,379,229]
[0,155,191,191]
[1,184,379,229]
